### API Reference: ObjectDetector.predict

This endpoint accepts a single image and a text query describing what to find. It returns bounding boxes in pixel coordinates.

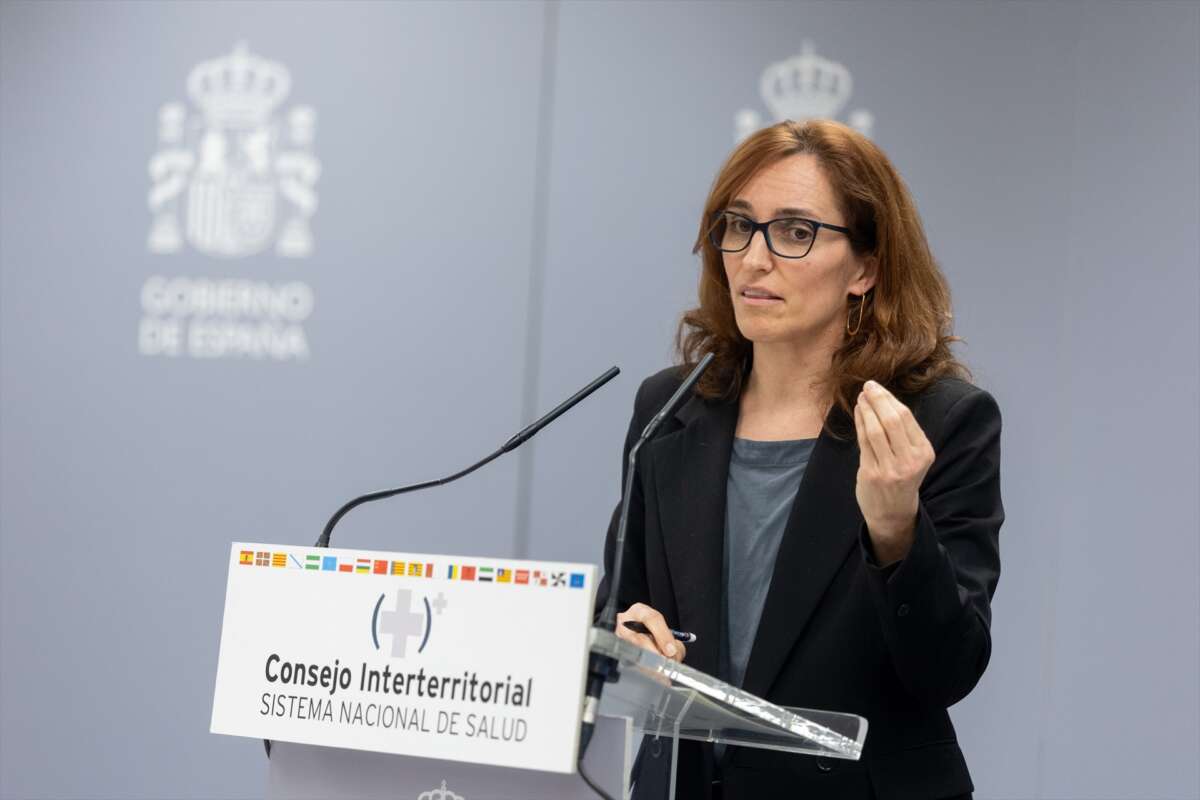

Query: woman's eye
[784,225,812,241]
[729,218,752,233]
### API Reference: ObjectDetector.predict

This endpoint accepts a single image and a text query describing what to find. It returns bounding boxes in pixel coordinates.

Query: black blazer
[594,367,1003,800]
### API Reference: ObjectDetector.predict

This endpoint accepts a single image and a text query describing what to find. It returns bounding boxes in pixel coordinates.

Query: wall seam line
[513,0,560,560]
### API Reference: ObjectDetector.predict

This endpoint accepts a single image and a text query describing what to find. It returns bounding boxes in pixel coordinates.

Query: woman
[596,119,1003,800]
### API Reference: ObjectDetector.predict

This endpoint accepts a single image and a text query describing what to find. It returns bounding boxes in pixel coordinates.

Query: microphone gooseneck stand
[576,354,714,799]
[314,366,620,549]
[263,366,619,760]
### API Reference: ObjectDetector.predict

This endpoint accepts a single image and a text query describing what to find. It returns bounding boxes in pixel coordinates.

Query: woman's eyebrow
[728,199,819,217]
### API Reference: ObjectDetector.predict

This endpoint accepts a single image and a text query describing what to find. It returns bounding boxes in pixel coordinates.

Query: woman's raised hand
[854,379,936,565]
[616,602,686,662]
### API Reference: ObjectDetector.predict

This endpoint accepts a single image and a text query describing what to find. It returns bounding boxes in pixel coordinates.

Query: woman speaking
[596,119,1003,800]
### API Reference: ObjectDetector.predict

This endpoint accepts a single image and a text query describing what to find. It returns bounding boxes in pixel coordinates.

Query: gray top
[719,436,818,691]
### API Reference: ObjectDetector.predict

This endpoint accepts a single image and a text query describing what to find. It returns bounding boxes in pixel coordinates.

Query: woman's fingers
[857,389,892,466]
[854,400,878,468]
[872,383,925,450]
[897,400,928,452]
[861,381,931,459]
[617,603,685,661]
[615,625,661,656]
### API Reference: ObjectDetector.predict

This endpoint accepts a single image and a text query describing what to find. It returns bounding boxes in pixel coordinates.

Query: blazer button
[816,757,833,772]
[897,603,911,617]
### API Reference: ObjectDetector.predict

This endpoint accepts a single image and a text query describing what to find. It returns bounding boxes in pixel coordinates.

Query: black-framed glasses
[708,210,852,259]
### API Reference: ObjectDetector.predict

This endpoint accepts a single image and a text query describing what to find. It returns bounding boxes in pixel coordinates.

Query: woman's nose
[742,229,774,270]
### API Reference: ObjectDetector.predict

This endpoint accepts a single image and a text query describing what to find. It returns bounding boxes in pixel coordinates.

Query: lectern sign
[211,542,597,773]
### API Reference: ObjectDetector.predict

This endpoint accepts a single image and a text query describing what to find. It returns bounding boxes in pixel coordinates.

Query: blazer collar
[649,394,738,678]
[741,404,863,699]
[652,393,863,696]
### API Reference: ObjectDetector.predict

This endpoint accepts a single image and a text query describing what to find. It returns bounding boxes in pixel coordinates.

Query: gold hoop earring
[847,293,867,336]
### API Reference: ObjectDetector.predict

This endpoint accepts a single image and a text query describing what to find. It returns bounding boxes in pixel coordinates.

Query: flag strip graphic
[236,548,584,590]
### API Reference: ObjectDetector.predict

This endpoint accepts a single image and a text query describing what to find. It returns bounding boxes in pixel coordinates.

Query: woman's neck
[737,339,837,440]
[744,339,834,411]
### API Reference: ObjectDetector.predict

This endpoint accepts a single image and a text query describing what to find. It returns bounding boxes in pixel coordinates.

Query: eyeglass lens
[710,212,817,258]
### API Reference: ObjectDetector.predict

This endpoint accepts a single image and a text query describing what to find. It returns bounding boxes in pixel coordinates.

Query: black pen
[622,620,698,644]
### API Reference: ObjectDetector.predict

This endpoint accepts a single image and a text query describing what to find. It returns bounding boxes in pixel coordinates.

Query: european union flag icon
[569,573,585,589]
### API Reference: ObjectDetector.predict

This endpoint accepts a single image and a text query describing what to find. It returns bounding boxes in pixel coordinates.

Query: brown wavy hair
[676,119,972,438]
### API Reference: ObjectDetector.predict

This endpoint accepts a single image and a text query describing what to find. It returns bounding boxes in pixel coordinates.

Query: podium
[265,626,866,799]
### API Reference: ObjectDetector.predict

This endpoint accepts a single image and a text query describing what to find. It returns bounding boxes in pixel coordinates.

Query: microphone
[578,354,714,757]
[314,365,620,549]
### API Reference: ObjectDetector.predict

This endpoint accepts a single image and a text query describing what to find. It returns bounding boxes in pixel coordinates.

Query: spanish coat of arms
[147,43,320,258]
[735,41,875,143]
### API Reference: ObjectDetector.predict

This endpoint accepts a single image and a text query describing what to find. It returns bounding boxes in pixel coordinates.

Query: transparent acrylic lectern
[265,627,867,799]
[591,626,867,798]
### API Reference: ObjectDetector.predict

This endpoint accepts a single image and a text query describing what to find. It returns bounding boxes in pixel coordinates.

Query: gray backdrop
[1,1,1197,798]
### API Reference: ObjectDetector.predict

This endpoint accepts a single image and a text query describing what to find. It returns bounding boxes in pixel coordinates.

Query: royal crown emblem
[146,42,320,258]
[734,41,874,142]
[417,780,465,800]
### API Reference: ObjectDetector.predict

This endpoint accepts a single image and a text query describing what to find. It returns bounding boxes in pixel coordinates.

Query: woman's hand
[616,603,686,662]
[854,380,936,566]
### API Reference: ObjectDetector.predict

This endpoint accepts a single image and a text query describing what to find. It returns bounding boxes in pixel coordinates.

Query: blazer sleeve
[593,379,652,621]
[858,386,1004,707]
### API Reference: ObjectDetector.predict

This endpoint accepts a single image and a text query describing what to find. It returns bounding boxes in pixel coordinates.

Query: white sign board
[211,543,597,774]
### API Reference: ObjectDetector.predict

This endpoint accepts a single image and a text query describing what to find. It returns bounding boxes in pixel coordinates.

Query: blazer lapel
[649,394,737,679]
[740,405,864,700]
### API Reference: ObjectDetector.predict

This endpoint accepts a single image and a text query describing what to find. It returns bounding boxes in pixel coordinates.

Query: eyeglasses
[708,210,852,259]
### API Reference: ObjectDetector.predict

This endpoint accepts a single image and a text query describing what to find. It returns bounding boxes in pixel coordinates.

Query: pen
[622,620,698,644]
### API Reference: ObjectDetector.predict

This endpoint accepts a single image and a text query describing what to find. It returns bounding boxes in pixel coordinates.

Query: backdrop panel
[526,3,1199,799]
[0,2,547,798]
[0,1,1197,799]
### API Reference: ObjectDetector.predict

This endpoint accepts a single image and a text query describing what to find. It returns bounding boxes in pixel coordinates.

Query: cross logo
[374,589,434,658]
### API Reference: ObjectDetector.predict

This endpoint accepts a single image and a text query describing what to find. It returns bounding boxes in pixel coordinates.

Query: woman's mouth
[740,287,783,305]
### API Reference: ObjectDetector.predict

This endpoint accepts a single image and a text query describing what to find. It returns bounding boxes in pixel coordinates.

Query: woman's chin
[737,321,792,344]
[737,314,844,348]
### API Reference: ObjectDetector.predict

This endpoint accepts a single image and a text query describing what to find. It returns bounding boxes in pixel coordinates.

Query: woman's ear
[850,254,878,295]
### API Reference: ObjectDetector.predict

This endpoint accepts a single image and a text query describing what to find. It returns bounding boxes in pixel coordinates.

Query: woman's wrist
[866,515,917,566]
